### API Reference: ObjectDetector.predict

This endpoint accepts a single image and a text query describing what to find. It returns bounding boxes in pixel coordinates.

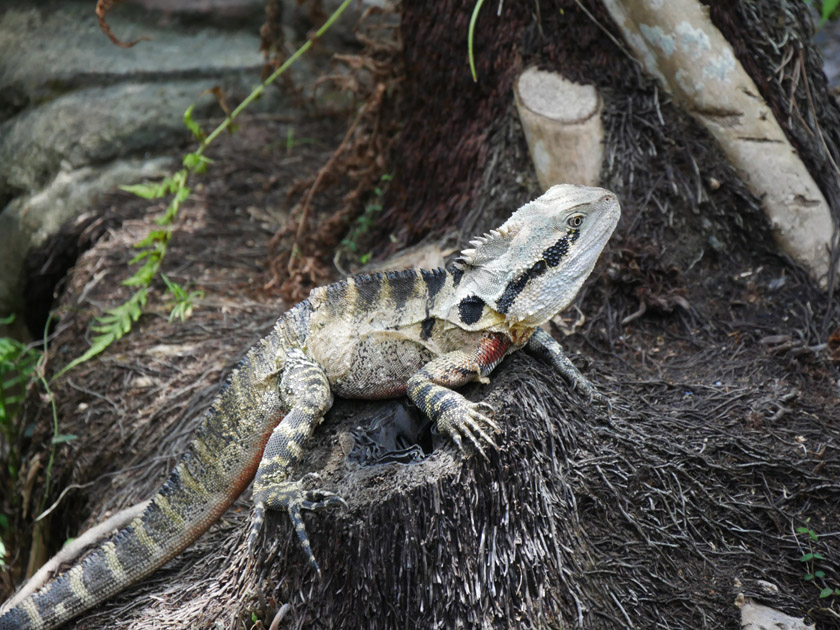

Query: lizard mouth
[575,196,621,251]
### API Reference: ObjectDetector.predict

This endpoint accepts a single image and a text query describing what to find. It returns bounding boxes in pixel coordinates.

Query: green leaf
[184,105,206,142]
[467,0,487,82]
[161,273,176,290]
[801,553,814,562]
[120,183,163,200]
[192,158,210,175]
[129,250,152,265]
[173,169,188,188]
[133,230,171,249]
[813,552,826,560]
[122,272,148,287]
[815,570,826,578]
[805,573,815,581]
[183,153,213,172]
[124,259,159,286]
[809,530,819,542]
[127,301,142,322]
[156,194,186,225]
[183,152,201,169]
[57,336,113,376]
[823,0,840,23]
[2,392,25,406]
[159,176,177,195]
[820,587,834,598]
[796,526,810,534]
[94,310,120,324]
[0,314,14,326]
[55,289,147,377]
[52,433,77,445]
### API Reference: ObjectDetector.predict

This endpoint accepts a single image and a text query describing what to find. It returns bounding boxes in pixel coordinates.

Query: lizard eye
[567,214,584,228]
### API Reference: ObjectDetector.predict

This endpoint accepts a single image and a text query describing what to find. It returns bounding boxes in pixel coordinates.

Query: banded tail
[0,339,286,630]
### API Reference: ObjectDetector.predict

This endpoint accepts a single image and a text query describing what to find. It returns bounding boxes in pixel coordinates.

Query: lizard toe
[287,499,321,574]
[475,401,496,416]
[460,426,492,461]
[300,490,347,512]
[440,406,499,459]
[463,414,498,450]
[248,502,267,558]
[252,479,344,571]
[469,405,500,432]
[299,471,324,484]
[449,431,464,453]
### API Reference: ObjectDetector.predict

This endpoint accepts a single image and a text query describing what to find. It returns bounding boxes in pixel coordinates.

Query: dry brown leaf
[95,0,151,48]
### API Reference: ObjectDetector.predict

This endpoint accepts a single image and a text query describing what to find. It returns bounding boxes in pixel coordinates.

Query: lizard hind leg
[248,349,344,574]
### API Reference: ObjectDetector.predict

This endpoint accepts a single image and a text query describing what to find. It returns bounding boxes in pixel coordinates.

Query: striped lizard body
[0,184,620,629]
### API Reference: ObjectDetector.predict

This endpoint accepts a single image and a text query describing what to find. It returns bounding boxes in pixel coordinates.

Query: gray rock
[0,157,173,315]
[0,0,336,323]
[1,80,240,197]
[0,1,272,121]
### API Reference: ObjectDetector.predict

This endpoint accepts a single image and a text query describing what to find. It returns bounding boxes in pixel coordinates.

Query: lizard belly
[330,337,434,399]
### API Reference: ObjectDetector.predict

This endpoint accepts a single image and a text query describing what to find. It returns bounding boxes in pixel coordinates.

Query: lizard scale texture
[0,184,620,630]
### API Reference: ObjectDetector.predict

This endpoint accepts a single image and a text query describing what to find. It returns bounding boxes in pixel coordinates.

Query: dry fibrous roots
[58,350,840,629]
[267,4,404,303]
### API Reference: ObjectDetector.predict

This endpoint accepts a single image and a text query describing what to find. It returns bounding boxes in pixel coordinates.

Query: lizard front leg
[526,327,607,403]
[406,333,512,457]
[249,348,344,573]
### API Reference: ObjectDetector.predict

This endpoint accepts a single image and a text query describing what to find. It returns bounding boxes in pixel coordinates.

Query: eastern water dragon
[0,184,620,629]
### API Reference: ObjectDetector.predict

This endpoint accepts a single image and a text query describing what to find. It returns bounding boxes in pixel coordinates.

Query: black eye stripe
[543,234,570,267]
[496,259,548,314]
[496,229,580,313]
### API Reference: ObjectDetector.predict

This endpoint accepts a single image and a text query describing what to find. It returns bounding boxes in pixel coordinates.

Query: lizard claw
[474,400,496,415]
[250,480,346,573]
[248,502,267,559]
[437,398,500,459]
[571,375,608,407]
[582,382,611,411]
[473,402,499,430]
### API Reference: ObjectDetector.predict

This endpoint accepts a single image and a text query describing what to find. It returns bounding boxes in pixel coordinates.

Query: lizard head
[451,184,620,328]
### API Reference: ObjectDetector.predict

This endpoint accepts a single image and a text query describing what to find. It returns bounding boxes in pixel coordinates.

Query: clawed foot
[249,478,347,575]
[573,377,612,412]
[436,398,500,460]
